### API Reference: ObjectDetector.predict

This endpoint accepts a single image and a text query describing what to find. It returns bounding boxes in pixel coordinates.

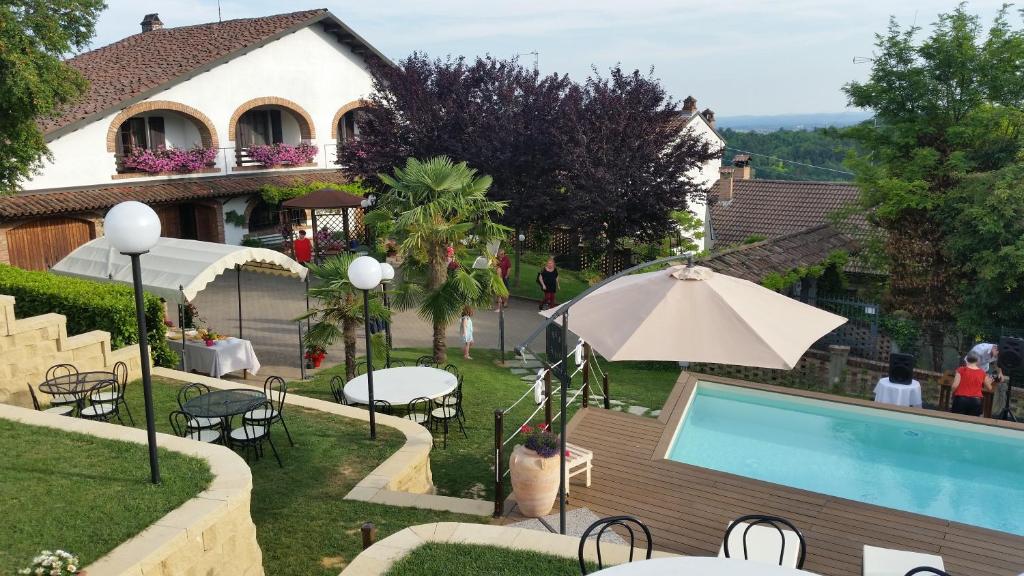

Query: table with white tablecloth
[344,366,457,405]
[593,557,820,575]
[873,377,922,408]
[167,337,261,378]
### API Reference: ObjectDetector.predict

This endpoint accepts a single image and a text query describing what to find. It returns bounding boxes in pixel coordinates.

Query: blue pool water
[667,382,1024,535]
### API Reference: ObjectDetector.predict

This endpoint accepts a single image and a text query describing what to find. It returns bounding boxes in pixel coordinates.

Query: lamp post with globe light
[104,201,162,484]
[379,262,395,367]
[514,233,525,287]
[348,255,383,439]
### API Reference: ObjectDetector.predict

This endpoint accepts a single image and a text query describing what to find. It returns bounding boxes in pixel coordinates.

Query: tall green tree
[1,0,106,194]
[843,4,1024,358]
[299,254,389,380]
[367,157,510,362]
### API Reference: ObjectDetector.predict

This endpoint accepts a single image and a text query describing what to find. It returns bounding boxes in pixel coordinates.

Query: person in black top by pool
[537,257,559,310]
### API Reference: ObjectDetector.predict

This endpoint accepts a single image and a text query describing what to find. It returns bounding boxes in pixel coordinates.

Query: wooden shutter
[129,117,148,149]
[118,121,133,153]
[237,112,252,147]
[270,109,283,143]
[148,116,165,148]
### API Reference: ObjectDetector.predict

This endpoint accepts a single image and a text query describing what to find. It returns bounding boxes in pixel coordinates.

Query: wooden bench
[244,233,284,249]
[564,442,593,494]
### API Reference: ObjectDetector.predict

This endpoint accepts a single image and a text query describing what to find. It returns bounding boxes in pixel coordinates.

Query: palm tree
[367,156,510,362]
[298,253,389,380]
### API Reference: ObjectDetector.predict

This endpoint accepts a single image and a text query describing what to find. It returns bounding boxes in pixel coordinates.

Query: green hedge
[0,265,176,367]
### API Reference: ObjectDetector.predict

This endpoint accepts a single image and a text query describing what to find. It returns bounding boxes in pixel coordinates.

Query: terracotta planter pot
[509,444,560,517]
[312,355,324,368]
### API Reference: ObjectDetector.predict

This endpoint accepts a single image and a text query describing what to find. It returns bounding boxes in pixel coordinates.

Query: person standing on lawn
[537,257,559,310]
[460,306,475,360]
[951,352,994,416]
[496,248,512,310]
[293,229,313,266]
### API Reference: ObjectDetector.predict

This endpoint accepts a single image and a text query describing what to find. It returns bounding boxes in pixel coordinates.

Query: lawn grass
[289,347,682,501]
[507,251,590,303]
[0,418,212,574]
[123,376,486,576]
[385,542,594,575]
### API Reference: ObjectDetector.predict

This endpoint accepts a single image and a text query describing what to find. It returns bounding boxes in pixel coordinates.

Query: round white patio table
[344,366,457,406]
[592,557,820,575]
[873,377,922,408]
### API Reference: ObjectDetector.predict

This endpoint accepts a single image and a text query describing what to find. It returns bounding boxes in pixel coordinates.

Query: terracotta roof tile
[709,178,867,246]
[702,224,857,283]
[0,170,350,219]
[41,10,331,135]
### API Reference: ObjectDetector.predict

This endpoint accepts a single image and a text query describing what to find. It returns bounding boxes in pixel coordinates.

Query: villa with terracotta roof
[0,9,384,270]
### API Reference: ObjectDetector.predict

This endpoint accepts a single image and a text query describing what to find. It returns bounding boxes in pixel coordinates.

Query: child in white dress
[460,306,474,360]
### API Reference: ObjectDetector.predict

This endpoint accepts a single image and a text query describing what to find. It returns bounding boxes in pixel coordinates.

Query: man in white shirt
[967,342,1002,379]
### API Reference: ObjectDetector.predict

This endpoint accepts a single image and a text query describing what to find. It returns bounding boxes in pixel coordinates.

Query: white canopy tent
[52,236,307,304]
[52,237,309,373]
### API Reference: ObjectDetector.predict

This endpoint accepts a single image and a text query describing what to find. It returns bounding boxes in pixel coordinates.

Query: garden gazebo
[281,188,367,262]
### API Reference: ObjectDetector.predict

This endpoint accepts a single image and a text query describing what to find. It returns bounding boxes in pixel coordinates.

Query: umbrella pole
[178,302,187,372]
[237,264,246,380]
[558,310,569,535]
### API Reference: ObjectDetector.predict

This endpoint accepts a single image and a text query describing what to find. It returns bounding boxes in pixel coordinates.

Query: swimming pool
[667,382,1024,536]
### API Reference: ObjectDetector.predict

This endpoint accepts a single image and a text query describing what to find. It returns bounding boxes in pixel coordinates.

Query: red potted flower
[304,346,326,368]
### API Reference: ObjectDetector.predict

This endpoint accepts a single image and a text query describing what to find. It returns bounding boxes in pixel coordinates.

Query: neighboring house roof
[669,110,724,143]
[42,9,390,140]
[0,170,350,219]
[709,178,865,246]
[701,224,856,284]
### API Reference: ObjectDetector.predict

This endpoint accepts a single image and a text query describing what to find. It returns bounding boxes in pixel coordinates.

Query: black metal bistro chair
[27,384,74,417]
[231,400,283,467]
[79,379,122,423]
[406,396,432,425]
[435,373,465,425]
[720,514,807,569]
[355,361,368,376]
[387,359,406,367]
[169,410,221,443]
[45,363,80,408]
[578,515,653,574]
[90,361,135,425]
[373,399,393,416]
[177,382,223,436]
[329,375,348,405]
[416,355,439,368]
[244,376,294,446]
[430,390,467,449]
[905,568,952,576]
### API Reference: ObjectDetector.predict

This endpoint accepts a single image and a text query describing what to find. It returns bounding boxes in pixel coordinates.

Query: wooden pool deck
[559,373,1024,576]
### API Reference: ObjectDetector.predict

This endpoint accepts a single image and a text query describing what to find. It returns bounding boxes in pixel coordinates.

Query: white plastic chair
[863,545,945,576]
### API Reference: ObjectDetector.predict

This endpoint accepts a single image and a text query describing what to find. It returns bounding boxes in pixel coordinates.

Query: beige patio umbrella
[541,264,846,369]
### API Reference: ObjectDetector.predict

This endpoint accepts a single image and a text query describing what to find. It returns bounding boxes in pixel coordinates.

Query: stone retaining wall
[0,403,263,576]
[0,294,142,408]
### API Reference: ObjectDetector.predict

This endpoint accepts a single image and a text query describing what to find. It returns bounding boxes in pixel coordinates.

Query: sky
[88,0,1013,117]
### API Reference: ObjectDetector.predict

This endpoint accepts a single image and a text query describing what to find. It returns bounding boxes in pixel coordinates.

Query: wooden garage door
[7,217,95,271]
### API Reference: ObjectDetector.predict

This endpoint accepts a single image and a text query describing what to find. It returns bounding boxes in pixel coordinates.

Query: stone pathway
[507,507,625,543]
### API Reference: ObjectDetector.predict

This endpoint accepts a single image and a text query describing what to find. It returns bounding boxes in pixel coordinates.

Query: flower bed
[248,143,318,167]
[122,146,217,173]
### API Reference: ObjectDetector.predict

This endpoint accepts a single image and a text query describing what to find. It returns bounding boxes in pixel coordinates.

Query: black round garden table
[39,371,117,412]
[181,388,266,419]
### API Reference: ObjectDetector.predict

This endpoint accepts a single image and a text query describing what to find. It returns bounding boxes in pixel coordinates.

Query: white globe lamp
[105,201,161,254]
[379,262,395,283]
[348,256,383,290]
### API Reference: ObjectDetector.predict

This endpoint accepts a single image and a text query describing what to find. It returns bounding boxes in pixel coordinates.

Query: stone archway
[106,100,219,153]
[228,97,316,141]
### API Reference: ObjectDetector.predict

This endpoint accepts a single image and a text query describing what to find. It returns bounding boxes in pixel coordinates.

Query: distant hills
[716,111,873,132]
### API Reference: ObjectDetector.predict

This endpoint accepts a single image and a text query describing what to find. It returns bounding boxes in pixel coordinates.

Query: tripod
[996,374,1018,422]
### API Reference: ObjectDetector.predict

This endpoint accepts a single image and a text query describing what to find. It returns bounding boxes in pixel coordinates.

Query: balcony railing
[110,143,341,181]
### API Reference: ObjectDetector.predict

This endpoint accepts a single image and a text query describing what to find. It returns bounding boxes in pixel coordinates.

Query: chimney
[141,13,163,33]
[732,154,753,180]
[718,167,735,202]
[701,108,715,129]
[682,95,697,114]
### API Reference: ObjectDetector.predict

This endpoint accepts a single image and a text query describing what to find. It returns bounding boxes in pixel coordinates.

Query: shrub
[0,265,176,367]
[123,146,217,173]
[248,143,317,167]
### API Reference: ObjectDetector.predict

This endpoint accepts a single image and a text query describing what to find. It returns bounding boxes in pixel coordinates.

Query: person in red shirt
[495,249,512,310]
[293,229,313,266]
[951,352,994,416]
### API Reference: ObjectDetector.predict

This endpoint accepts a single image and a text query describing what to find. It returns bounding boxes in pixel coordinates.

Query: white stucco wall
[222,196,252,245]
[25,24,374,191]
[681,116,724,252]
